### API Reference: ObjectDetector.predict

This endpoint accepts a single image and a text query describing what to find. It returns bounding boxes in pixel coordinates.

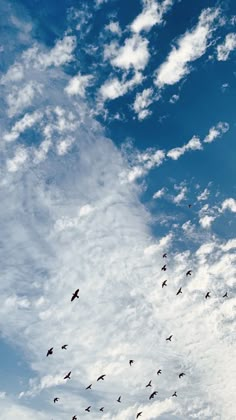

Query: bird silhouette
[61,344,68,350]
[97,374,106,381]
[100,407,104,412]
[163,253,167,258]
[223,292,228,298]
[149,391,158,400]
[186,270,192,276]
[157,369,162,375]
[129,359,134,366]
[64,371,71,380]
[176,287,182,296]
[71,289,79,302]
[85,406,91,412]
[136,412,142,418]
[161,264,167,271]
[188,204,192,208]
[162,280,167,288]
[117,396,121,403]
[72,416,77,420]
[46,347,53,357]
[53,397,59,403]
[205,292,210,299]
[172,391,177,397]
[179,372,185,378]
[86,384,92,390]
[146,380,152,387]
[166,335,172,341]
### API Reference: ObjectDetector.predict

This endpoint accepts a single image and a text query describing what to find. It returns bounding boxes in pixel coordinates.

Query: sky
[0,0,236,419]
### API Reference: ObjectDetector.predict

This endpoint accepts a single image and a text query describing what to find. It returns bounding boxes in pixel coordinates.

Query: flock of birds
[47,205,229,419]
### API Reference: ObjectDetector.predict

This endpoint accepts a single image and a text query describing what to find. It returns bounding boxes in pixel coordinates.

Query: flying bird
[172,391,177,397]
[117,396,121,403]
[86,384,92,390]
[186,270,192,276]
[176,287,182,295]
[179,372,185,378]
[129,359,134,366]
[99,407,104,412]
[162,280,167,288]
[64,371,71,380]
[188,204,192,208]
[61,344,68,350]
[205,292,210,299]
[166,335,172,341]
[136,412,142,418]
[71,289,79,302]
[97,374,106,381]
[46,347,53,357]
[146,380,152,387]
[161,264,167,271]
[72,416,77,420]
[149,391,158,400]
[157,369,162,375]
[53,398,59,403]
[223,292,228,298]
[85,406,91,412]
[163,253,167,258]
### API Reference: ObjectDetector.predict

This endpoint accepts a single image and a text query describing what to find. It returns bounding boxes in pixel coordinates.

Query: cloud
[105,21,122,36]
[133,87,154,120]
[154,7,220,87]
[169,93,180,104]
[3,111,42,142]
[131,0,173,33]
[199,215,216,229]
[173,185,187,204]
[167,135,202,160]
[221,198,236,213]
[153,187,165,199]
[197,188,210,201]
[65,73,93,97]
[6,82,42,117]
[99,71,143,101]
[203,121,229,143]
[6,146,28,172]
[122,148,165,182]
[110,35,150,71]
[217,33,236,61]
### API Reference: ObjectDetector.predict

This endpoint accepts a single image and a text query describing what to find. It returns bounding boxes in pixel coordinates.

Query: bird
[163,253,167,258]
[71,289,79,302]
[172,391,177,397]
[205,292,210,299]
[166,335,173,341]
[157,369,162,375]
[179,372,185,378]
[223,292,228,298]
[149,391,158,400]
[136,412,142,418]
[85,406,91,412]
[146,380,152,387]
[176,287,182,296]
[162,280,167,288]
[188,204,192,208]
[86,384,92,390]
[129,359,134,366]
[61,344,68,350]
[161,264,167,271]
[97,374,106,381]
[99,407,104,412]
[186,270,192,276]
[64,371,71,380]
[72,416,77,420]
[46,347,53,357]
[117,396,121,403]
[53,397,59,403]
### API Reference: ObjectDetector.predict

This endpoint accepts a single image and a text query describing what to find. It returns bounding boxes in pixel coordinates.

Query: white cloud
[6,82,42,117]
[133,87,154,120]
[167,135,202,160]
[131,0,173,33]
[124,149,165,182]
[199,215,216,229]
[153,187,165,199]
[0,63,24,84]
[3,111,42,142]
[155,7,220,87]
[65,73,93,97]
[144,233,173,255]
[99,71,143,101]
[6,147,28,172]
[217,33,236,61]
[105,21,121,36]
[110,35,150,71]
[221,198,236,213]
[203,121,229,143]
[197,188,210,201]
[173,185,187,204]
[169,93,179,104]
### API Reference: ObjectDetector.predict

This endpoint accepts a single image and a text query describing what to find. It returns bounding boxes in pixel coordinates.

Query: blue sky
[0,0,236,419]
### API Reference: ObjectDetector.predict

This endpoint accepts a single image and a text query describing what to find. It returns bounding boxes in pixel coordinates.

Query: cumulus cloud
[203,121,229,143]
[6,81,42,117]
[167,135,202,160]
[154,7,220,87]
[217,33,236,61]
[133,87,154,120]
[3,111,42,142]
[105,21,122,36]
[110,35,150,71]
[153,187,165,199]
[99,71,143,101]
[123,148,165,182]
[173,185,187,204]
[221,198,236,213]
[6,147,28,172]
[199,214,216,229]
[131,0,173,33]
[65,73,93,97]
[197,188,210,201]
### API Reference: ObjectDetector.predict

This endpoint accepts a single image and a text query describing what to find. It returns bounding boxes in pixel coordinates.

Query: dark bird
[149,391,158,400]
[85,406,91,412]
[64,371,71,380]
[186,270,192,276]
[146,380,152,387]
[176,287,182,296]
[71,289,79,302]
[188,204,192,208]
[97,374,106,381]
[161,264,167,271]
[157,369,162,375]
[129,359,134,366]
[86,384,92,390]
[179,372,185,378]
[117,396,121,403]
[61,344,68,350]
[162,280,167,288]
[46,347,53,357]
[136,412,142,418]
[205,292,210,299]
[223,292,228,298]
[172,391,177,397]
[163,253,167,258]
[54,397,59,403]
[72,417,77,420]
[166,335,172,341]
[99,407,104,412]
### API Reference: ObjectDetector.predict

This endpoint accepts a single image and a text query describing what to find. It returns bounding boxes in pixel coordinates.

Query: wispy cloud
[203,121,229,143]
[216,33,236,61]
[131,0,173,33]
